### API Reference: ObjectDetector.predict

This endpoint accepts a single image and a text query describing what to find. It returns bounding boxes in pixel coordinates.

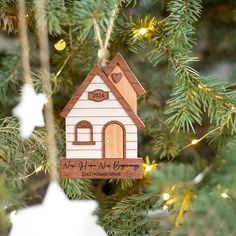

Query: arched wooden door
[103,121,126,158]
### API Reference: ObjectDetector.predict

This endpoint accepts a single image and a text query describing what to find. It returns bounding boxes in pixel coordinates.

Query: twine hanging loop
[94,7,119,67]
[98,48,110,67]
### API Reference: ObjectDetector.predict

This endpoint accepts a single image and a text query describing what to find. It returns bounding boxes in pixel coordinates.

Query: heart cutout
[111,72,122,83]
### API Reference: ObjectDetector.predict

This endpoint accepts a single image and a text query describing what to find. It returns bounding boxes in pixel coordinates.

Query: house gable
[104,53,146,96]
[60,64,145,130]
[106,64,138,113]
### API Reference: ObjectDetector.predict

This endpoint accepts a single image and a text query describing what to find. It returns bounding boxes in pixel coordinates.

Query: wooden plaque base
[60,158,143,179]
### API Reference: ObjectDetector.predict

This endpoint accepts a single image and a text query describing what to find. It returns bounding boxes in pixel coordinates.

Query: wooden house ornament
[60,53,146,179]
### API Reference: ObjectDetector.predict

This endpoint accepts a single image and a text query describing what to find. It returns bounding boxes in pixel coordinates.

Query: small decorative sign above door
[60,53,146,179]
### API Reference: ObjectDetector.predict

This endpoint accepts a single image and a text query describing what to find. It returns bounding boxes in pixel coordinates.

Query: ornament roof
[60,64,145,129]
[104,53,146,96]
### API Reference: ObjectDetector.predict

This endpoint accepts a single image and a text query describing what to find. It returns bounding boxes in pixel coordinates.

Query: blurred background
[0,0,236,235]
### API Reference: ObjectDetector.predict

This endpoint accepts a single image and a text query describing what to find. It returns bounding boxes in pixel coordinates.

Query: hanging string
[34,0,58,181]
[18,0,32,85]
[93,6,119,66]
[104,8,118,49]
[93,19,104,49]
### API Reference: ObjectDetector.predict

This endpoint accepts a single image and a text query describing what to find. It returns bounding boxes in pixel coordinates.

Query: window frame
[72,120,96,145]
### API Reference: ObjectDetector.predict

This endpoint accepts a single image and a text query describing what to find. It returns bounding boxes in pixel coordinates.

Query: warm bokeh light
[138,27,148,35]
[221,192,229,199]
[143,156,158,177]
[162,193,170,201]
[54,39,66,51]
[35,166,43,173]
[191,139,200,145]
[162,204,168,210]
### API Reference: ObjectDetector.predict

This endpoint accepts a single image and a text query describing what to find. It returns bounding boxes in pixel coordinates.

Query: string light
[135,27,154,37]
[162,193,170,201]
[145,165,153,172]
[35,165,43,173]
[198,82,236,113]
[221,192,229,199]
[191,139,199,145]
[180,126,223,152]
[54,39,66,51]
[143,156,158,177]
[132,16,157,38]
[138,28,148,35]
[231,106,236,113]
[162,204,168,211]
[183,118,232,151]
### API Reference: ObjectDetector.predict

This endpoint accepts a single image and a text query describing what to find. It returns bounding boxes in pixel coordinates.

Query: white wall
[66,75,138,159]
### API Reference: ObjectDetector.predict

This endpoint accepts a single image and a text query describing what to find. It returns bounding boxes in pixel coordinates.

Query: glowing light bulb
[143,156,158,177]
[54,39,66,51]
[35,166,43,173]
[191,139,199,145]
[221,192,229,199]
[162,193,170,201]
[145,165,153,172]
[162,204,168,210]
[139,28,148,35]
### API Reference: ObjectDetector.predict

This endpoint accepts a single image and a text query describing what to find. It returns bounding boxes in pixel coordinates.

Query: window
[73,120,95,145]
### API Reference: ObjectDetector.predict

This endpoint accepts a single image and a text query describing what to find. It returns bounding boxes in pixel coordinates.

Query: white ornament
[9,182,107,236]
[13,84,45,139]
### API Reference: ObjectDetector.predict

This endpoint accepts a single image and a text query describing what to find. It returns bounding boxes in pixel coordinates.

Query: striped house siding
[66,75,138,159]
